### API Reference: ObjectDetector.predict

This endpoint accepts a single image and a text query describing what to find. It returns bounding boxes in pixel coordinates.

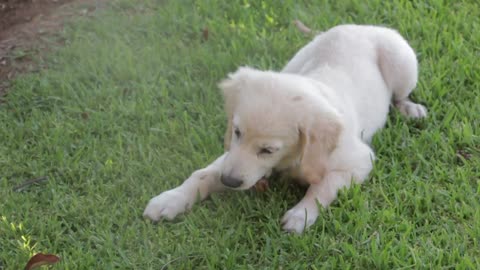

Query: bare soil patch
[0,0,104,97]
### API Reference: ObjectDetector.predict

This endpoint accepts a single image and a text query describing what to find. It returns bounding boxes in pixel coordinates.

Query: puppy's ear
[298,109,342,184]
[218,67,252,151]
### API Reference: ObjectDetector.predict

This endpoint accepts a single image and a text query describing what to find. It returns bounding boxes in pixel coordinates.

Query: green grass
[1,0,479,269]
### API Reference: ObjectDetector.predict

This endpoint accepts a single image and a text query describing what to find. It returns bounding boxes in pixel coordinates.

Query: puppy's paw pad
[396,100,428,118]
[143,190,190,221]
[281,207,317,234]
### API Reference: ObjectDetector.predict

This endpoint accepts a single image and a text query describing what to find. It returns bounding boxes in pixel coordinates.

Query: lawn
[1,0,479,269]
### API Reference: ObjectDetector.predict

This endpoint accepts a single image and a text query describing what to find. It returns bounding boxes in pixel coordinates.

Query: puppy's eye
[234,128,241,138]
[259,148,273,155]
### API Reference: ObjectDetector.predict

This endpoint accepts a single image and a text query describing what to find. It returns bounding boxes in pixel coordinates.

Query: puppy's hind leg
[377,30,428,119]
[394,99,427,119]
[143,153,227,221]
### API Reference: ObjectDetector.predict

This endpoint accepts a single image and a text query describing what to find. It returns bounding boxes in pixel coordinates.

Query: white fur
[144,24,427,233]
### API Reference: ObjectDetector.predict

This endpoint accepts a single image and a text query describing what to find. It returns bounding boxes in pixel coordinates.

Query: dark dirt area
[0,0,72,36]
[0,0,102,98]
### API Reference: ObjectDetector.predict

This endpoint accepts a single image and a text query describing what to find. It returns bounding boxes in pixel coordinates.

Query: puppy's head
[219,67,342,190]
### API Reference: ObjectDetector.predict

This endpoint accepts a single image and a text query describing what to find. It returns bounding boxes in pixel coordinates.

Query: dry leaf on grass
[253,178,269,192]
[293,20,312,34]
[202,27,209,41]
[24,253,60,270]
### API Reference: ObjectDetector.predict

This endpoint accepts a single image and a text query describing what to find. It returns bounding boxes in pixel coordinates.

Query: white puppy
[144,24,427,233]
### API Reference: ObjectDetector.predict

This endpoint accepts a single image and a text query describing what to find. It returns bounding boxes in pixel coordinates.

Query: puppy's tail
[293,20,323,35]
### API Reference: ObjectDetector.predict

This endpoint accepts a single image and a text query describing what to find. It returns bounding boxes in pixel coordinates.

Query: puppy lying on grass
[144,24,427,233]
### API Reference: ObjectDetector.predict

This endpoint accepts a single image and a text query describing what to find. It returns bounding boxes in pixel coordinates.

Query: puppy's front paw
[281,204,319,234]
[143,189,191,221]
[396,100,428,118]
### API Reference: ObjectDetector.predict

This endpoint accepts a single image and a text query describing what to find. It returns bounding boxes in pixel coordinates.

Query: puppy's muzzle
[220,175,243,188]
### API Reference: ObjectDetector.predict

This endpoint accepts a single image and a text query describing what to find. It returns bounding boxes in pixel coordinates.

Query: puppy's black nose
[221,175,243,188]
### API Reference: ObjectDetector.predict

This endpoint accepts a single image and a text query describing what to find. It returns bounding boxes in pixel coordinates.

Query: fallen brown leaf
[293,19,312,34]
[254,178,269,192]
[25,253,60,270]
[202,27,209,41]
